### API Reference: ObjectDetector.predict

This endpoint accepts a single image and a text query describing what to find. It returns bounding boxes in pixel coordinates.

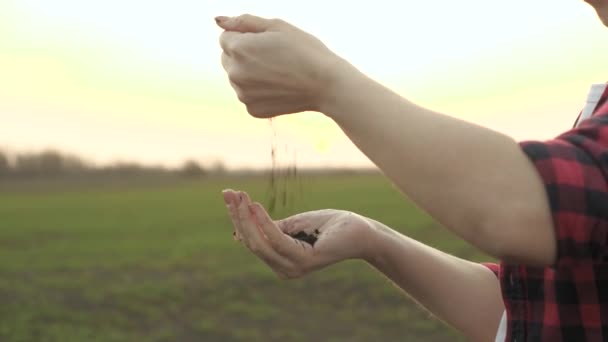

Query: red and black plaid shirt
[485,84,608,341]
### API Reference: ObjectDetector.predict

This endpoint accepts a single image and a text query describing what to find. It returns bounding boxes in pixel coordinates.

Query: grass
[0,174,490,341]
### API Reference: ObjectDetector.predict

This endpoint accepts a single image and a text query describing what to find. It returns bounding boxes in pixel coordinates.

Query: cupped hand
[222,189,374,279]
[216,14,343,118]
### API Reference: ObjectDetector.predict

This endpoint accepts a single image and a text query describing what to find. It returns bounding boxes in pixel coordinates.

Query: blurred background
[1,0,607,341]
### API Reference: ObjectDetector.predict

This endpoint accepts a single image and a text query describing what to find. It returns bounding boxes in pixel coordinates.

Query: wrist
[358,217,389,263]
[316,56,362,119]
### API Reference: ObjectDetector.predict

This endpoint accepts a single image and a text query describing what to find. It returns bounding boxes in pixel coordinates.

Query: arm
[320,61,556,266]
[216,15,556,265]
[365,218,504,342]
[222,190,504,341]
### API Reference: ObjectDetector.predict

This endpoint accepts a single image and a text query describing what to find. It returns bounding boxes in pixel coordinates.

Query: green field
[0,174,490,341]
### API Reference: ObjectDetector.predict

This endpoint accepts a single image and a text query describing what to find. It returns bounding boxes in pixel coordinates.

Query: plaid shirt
[484,84,608,341]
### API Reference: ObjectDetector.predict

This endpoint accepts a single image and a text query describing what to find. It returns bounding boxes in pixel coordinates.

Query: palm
[278,209,370,263]
[223,189,372,279]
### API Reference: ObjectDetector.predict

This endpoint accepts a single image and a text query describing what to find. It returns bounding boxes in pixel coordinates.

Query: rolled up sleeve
[519,138,608,267]
[481,262,499,277]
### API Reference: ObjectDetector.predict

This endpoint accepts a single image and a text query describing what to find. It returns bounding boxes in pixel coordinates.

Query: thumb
[215,14,277,33]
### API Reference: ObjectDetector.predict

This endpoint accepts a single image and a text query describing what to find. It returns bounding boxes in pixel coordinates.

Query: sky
[1,0,607,169]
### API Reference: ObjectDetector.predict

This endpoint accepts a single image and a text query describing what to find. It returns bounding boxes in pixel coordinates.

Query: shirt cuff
[519,138,607,266]
[481,262,500,277]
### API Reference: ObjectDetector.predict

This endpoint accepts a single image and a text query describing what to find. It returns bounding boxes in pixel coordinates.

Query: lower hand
[222,189,374,279]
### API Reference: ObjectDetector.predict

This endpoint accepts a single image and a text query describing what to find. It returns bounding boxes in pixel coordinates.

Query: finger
[246,100,311,118]
[270,214,303,235]
[222,190,243,240]
[228,203,243,241]
[237,191,258,237]
[241,190,252,206]
[229,80,250,107]
[230,193,292,278]
[236,192,293,270]
[283,210,335,235]
[250,202,308,259]
[281,219,305,235]
[229,83,297,100]
[240,192,270,239]
[219,31,241,55]
[222,188,238,206]
[216,14,277,33]
[231,191,256,242]
[221,52,231,72]
[275,218,291,233]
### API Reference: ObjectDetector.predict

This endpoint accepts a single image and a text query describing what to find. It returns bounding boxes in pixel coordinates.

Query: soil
[266,119,300,215]
[288,229,320,246]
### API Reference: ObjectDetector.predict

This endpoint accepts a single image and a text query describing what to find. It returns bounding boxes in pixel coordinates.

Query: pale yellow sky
[1,0,607,169]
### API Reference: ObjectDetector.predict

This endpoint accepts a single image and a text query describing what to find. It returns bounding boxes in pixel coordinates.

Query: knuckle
[248,242,260,254]
[239,14,252,21]
[241,242,250,252]
[246,104,265,118]
[297,259,314,273]
[222,38,240,55]
[226,40,239,54]
[285,268,303,279]
[220,52,229,64]
[219,34,232,50]
[227,73,241,87]
[241,238,252,250]
[270,18,283,26]
[236,90,249,104]
[227,67,247,86]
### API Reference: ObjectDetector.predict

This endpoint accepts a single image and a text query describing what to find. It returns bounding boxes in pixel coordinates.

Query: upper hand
[222,189,374,279]
[216,14,342,118]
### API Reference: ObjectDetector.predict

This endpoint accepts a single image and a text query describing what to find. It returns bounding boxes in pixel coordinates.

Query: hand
[222,189,374,279]
[216,14,343,118]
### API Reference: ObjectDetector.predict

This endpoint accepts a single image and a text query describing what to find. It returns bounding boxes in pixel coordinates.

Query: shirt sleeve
[481,262,499,277]
[519,137,608,267]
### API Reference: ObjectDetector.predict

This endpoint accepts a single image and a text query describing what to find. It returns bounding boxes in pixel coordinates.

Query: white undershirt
[494,83,607,342]
[576,83,607,127]
[495,310,507,342]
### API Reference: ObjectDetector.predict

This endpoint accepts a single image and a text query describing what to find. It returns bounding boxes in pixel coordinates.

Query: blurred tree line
[0,149,224,180]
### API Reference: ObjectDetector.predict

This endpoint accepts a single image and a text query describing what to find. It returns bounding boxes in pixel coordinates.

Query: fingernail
[215,16,229,24]
[222,190,230,205]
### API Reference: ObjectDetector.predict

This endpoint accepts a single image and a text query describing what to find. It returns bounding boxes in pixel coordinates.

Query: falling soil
[266,119,302,216]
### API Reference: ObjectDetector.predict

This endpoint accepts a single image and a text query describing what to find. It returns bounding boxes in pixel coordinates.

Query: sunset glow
[1,0,607,169]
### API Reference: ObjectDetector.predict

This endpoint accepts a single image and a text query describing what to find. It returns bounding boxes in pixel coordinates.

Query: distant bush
[0,149,214,180]
[179,160,207,178]
[0,151,8,177]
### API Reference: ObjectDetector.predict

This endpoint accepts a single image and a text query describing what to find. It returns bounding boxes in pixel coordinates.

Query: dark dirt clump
[289,229,320,246]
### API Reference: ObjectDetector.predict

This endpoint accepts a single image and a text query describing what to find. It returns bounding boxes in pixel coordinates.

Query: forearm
[365,219,503,342]
[320,60,555,264]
